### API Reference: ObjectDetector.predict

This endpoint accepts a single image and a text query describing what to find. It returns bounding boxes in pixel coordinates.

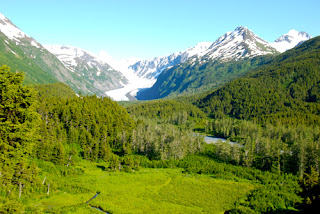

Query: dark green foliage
[0,66,40,155]
[299,167,320,212]
[1,56,318,213]
[36,95,135,163]
[137,55,273,100]
[198,36,320,126]
[0,65,42,210]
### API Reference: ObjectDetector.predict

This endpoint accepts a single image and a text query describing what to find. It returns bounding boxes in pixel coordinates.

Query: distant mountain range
[130,27,311,85]
[0,12,313,100]
[135,27,312,100]
[0,12,126,96]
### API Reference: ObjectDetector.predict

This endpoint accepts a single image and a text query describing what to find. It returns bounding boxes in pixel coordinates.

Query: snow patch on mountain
[271,29,312,53]
[128,41,213,80]
[45,45,129,93]
[44,45,88,71]
[0,12,41,49]
[0,13,27,41]
[203,26,277,61]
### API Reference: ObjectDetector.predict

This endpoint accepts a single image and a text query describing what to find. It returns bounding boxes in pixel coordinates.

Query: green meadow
[26,161,255,213]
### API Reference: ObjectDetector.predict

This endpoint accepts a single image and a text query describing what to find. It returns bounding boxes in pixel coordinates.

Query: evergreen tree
[0,65,41,197]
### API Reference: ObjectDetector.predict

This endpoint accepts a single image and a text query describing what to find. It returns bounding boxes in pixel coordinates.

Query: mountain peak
[288,29,299,35]
[204,26,276,61]
[234,26,248,32]
[271,29,312,53]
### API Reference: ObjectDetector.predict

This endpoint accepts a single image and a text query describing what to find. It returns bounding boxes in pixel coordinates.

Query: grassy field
[23,162,256,213]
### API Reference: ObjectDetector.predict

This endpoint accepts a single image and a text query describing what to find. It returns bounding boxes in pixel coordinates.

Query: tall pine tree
[0,65,41,194]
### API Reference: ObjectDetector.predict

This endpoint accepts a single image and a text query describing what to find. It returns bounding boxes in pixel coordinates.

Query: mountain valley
[1,8,320,214]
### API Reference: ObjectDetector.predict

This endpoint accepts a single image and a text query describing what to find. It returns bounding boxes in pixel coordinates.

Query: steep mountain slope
[0,13,109,96]
[197,36,320,126]
[0,13,58,85]
[137,27,279,100]
[131,26,278,83]
[45,45,128,92]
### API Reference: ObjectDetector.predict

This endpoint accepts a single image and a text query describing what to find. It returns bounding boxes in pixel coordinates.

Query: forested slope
[127,99,206,120]
[0,33,59,85]
[33,82,76,99]
[1,48,320,213]
[198,36,320,126]
[137,53,274,100]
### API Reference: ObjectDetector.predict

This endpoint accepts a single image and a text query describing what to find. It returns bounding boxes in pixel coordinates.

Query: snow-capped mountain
[201,26,278,61]
[0,13,41,48]
[1,11,313,101]
[271,29,312,53]
[0,12,72,83]
[129,27,312,87]
[106,26,312,101]
[0,12,118,96]
[44,45,128,92]
[129,42,212,80]
[129,26,278,84]
[135,27,313,100]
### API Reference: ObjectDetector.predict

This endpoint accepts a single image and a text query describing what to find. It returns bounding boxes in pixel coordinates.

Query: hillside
[33,82,76,99]
[136,26,280,100]
[127,99,206,120]
[0,32,59,85]
[137,55,274,100]
[0,64,315,213]
[197,36,320,126]
[0,13,119,96]
[45,45,128,93]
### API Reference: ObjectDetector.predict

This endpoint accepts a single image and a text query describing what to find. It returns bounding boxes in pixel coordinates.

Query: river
[203,136,243,148]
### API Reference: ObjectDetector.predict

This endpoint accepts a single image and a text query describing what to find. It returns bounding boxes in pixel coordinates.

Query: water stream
[203,136,243,148]
[86,192,109,213]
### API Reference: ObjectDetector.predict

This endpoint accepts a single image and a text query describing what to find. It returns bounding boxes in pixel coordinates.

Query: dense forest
[0,65,207,212]
[1,37,320,214]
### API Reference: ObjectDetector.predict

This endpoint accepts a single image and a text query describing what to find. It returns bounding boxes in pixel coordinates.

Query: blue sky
[1,0,319,60]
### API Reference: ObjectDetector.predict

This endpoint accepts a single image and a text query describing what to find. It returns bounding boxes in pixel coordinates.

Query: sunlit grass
[34,162,255,213]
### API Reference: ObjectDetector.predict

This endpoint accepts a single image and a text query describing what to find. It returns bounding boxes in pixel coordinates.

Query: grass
[20,161,256,213]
